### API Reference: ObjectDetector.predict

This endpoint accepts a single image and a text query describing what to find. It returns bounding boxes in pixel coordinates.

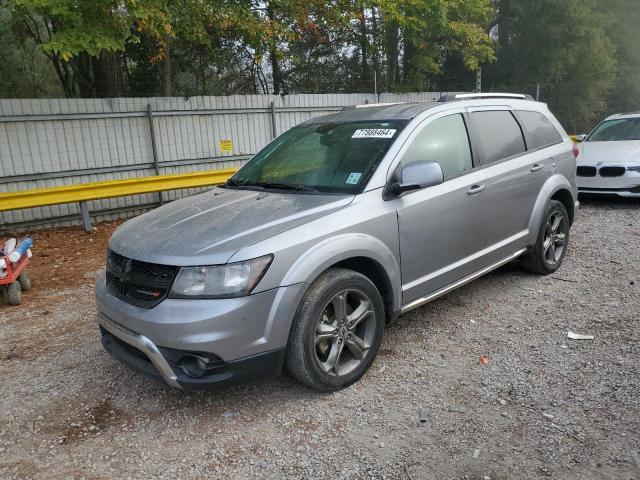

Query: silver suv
[96,93,578,392]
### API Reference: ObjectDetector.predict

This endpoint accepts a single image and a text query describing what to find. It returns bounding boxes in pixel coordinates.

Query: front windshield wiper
[225,178,243,187]
[254,182,320,193]
[225,179,321,193]
[224,179,266,190]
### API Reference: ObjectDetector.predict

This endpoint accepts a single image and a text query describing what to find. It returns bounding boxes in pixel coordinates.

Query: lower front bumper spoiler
[98,313,181,389]
[98,313,287,391]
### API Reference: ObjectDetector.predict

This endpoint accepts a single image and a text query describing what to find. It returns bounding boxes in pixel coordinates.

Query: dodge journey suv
[96,93,578,392]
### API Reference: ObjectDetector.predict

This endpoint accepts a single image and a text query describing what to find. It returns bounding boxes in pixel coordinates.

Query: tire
[285,268,385,392]
[18,270,32,291]
[7,281,22,306]
[521,200,570,275]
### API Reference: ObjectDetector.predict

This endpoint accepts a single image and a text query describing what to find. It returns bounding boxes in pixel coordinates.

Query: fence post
[270,101,277,139]
[146,103,163,205]
[536,84,541,101]
[79,201,92,232]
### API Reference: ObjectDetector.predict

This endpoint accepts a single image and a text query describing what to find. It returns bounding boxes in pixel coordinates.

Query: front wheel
[521,199,570,275]
[6,282,22,305]
[285,268,385,392]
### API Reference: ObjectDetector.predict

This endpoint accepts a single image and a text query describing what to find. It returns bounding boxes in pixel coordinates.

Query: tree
[8,0,232,97]
[486,0,616,132]
[376,0,495,91]
[0,3,63,97]
[600,0,640,117]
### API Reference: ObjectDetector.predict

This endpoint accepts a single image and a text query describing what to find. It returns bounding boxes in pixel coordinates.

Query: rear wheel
[7,282,22,305]
[521,200,569,275]
[285,268,385,392]
[18,270,32,291]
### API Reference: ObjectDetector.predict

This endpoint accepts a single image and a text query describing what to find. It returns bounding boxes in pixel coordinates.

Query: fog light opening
[180,353,219,378]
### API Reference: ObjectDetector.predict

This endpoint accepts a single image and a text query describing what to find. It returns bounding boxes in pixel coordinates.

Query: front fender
[280,233,402,314]
[526,174,576,245]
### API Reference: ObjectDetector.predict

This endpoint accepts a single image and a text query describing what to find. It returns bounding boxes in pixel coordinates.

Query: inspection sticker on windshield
[352,128,396,139]
[346,172,362,184]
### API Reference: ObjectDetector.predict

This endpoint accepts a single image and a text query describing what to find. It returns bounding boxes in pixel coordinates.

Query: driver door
[388,111,492,305]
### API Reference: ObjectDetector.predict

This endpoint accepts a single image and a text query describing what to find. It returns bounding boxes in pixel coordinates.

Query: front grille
[599,166,626,177]
[577,166,596,177]
[106,249,179,309]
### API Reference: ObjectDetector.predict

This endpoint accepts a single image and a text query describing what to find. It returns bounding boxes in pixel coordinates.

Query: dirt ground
[0,198,638,480]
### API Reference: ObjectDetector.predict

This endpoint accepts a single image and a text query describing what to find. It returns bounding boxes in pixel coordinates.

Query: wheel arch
[527,175,576,245]
[280,234,402,322]
[550,188,575,225]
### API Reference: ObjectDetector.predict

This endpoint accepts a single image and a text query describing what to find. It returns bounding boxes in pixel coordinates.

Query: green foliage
[0,0,636,133]
[0,5,63,97]
[486,0,616,132]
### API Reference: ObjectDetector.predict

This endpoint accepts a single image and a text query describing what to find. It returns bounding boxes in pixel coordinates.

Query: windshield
[227,121,405,194]
[588,118,640,142]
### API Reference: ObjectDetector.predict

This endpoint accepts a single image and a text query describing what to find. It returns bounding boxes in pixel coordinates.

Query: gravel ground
[0,198,638,480]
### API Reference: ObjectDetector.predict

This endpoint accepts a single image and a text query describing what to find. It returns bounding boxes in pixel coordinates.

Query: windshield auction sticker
[352,129,396,139]
[346,172,362,184]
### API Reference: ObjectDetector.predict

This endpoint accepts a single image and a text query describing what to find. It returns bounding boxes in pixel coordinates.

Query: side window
[470,111,526,165]
[400,114,473,178]
[517,110,562,149]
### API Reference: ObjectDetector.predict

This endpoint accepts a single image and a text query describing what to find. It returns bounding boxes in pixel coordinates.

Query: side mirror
[575,134,587,143]
[386,160,444,198]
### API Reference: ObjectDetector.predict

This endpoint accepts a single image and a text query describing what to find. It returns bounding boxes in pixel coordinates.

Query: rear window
[469,111,526,165]
[517,110,562,148]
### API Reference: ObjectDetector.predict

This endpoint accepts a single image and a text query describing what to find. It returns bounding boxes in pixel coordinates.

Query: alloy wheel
[314,289,376,377]
[543,211,566,265]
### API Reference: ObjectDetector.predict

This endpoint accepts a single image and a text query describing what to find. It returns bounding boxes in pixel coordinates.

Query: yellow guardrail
[0,168,237,211]
[0,168,238,229]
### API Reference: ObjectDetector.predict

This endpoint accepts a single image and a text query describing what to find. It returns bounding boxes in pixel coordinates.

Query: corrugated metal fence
[0,92,442,230]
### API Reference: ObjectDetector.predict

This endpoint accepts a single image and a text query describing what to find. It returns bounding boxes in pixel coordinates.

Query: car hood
[578,141,640,164]
[109,186,354,265]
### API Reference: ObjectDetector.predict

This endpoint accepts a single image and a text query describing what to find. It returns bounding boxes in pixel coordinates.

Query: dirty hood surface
[109,186,354,265]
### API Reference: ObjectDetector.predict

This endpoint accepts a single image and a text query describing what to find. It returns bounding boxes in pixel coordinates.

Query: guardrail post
[147,103,163,205]
[270,101,277,139]
[79,202,92,232]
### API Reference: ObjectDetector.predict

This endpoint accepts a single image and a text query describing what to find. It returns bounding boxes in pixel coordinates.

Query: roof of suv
[302,93,540,125]
[302,102,440,124]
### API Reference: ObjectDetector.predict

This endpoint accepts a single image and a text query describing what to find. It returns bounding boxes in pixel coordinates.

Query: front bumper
[99,315,285,390]
[576,168,640,197]
[95,271,306,389]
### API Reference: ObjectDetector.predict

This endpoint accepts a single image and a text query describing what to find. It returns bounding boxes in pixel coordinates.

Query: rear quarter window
[469,111,526,165]
[516,110,562,149]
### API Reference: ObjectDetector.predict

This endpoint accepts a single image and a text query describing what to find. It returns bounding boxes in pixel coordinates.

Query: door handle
[467,184,487,195]
[530,164,544,172]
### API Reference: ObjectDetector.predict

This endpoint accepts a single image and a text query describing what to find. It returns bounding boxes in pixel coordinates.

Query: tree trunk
[384,19,399,90]
[160,34,172,97]
[48,54,76,98]
[92,51,123,97]
[403,35,416,83]
[371,8,380,91]
[74,53,94,97]
[266,4,281,94]
[359,8,369,87]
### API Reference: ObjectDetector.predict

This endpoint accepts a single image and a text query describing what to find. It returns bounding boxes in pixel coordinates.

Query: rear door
[466,108,558,264]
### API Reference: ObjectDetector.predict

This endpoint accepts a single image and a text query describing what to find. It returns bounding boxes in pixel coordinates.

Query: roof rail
[438,92,535,102]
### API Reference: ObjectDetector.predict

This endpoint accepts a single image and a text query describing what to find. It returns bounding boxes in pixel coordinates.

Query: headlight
[627,166,640,173]
[169,254,273,298]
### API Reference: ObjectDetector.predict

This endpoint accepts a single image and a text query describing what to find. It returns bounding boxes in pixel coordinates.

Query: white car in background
[576,112,640,197]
